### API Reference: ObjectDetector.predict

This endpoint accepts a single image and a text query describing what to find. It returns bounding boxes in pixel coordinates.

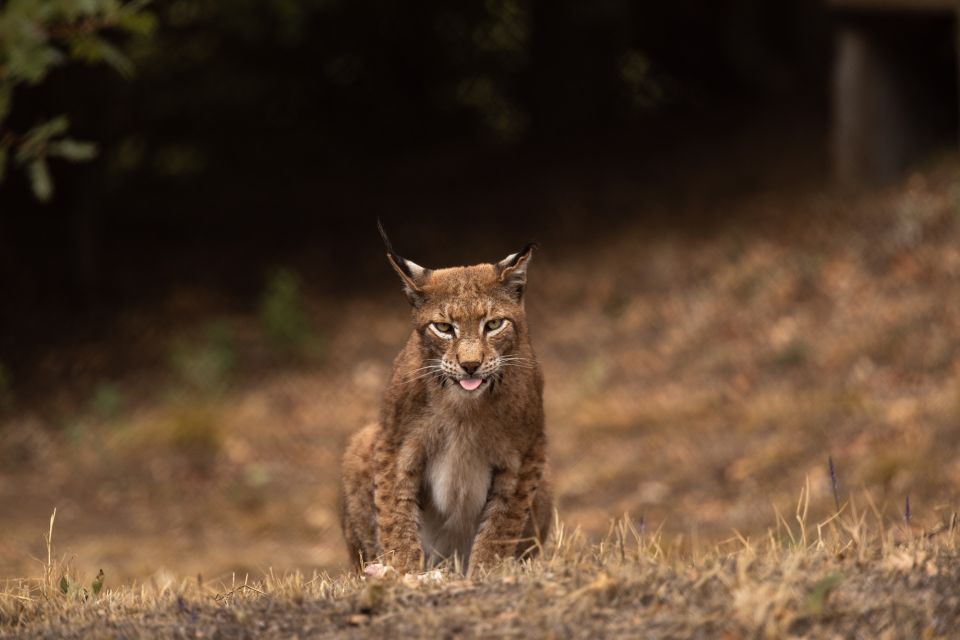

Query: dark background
[1,0,833,366]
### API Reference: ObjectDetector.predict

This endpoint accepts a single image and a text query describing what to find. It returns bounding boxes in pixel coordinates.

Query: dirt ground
[2,152,960,591]
[3,513,958,638]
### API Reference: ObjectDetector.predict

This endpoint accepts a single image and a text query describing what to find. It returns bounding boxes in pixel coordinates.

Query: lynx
[339,225,552,576]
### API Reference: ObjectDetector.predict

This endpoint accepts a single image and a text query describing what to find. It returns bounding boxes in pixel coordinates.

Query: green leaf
[7,45,64,85]
[48,139,98,162]
[91,569,104,596]
[118,10,157,37]
[59,575,69,595]
[95,39,135,78]
[18,116,70,160]
[69,0,104,18]
[28,159,53,202]
[121,0,155,15]
[69,35,104,64]
[71,36,134,78]
[40,116,71,139]
[16,116,72,165]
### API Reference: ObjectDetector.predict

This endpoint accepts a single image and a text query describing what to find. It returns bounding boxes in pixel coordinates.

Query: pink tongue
[459,378,483,391]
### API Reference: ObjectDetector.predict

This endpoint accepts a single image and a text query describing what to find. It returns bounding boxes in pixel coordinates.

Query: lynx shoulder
[339,229,552,576]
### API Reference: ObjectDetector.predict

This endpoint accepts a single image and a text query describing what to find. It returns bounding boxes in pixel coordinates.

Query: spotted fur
[339,238,552,576]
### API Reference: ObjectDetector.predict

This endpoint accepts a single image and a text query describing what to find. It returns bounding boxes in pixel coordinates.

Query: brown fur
[339,243,552,576]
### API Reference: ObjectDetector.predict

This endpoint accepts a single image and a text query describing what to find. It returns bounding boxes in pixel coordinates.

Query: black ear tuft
[502,242,537,268]
[377,219,430,306]
[378,219,412,276]
[388,251,415,279]
[377,218,394,254]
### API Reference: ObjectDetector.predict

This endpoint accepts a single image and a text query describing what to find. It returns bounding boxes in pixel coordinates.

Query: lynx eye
[432,322,454,334]
[485,318,505,332]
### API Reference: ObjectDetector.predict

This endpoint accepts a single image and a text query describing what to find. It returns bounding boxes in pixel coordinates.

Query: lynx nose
[459,360,481,375]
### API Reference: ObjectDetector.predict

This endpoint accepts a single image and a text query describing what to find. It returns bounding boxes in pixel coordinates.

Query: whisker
[402,367,444,382]
[403,373,444,384]
[402,360,443,373]
[404,363,443,376]
[402,366,439,376]
[403,366,442,377]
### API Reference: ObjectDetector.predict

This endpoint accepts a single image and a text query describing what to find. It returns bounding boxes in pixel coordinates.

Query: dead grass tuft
[2,496,958,638]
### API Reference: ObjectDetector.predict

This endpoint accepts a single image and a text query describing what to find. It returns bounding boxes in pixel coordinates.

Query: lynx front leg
[340,424,381,569]
[469,437,546,576]
[373,440,424,573]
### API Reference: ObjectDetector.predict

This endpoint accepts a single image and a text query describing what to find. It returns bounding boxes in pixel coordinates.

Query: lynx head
[379,222,536,396]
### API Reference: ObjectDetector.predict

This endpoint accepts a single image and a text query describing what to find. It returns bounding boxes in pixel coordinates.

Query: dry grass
[2,494,958,638]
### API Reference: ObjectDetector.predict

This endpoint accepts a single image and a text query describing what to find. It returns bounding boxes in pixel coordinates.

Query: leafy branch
[0,0,155,201]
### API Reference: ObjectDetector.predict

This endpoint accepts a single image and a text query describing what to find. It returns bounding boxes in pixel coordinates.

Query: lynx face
[417,270,525,394]
[384,242,535,397]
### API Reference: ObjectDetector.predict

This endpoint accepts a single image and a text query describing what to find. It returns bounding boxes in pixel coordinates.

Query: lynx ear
[496,242,536,300]
[378,220,429,306]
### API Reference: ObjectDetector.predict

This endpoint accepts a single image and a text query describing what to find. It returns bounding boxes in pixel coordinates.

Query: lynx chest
[419,425,493,565]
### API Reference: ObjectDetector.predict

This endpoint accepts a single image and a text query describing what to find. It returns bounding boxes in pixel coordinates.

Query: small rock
[363,563,395,579]
[347,614,368,626]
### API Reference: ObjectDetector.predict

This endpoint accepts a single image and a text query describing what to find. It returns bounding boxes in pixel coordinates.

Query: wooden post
[829,0,958,184]
[833,23,908,184]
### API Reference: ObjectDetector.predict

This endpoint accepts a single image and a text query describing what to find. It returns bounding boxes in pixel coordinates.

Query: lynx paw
[467,553,500,579]
[363,563,395,579]
[386,548,424,575]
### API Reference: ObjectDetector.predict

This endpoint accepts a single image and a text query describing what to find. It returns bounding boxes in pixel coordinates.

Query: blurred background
[2,0,960,582]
